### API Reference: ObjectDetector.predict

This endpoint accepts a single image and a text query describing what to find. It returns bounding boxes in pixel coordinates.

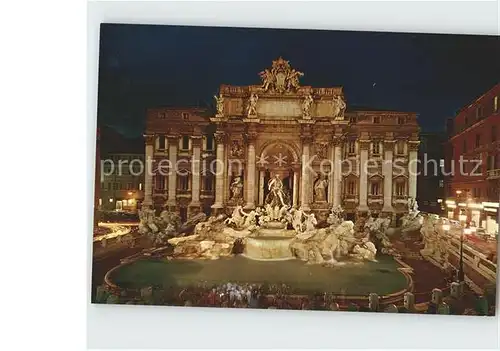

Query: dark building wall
[417,132,446,214]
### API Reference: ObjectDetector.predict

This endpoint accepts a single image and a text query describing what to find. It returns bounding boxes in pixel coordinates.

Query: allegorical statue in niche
[332,94,346,120]
[302,94,314,118]
[247,93,259,116]
[265,174,288,208]
[314,175,328,202]
[214,93,224,116]
[230,176,243,200]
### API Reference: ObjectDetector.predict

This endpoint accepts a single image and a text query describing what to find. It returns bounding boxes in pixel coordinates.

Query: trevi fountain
[142,174,395,264]
[103,175,428,298]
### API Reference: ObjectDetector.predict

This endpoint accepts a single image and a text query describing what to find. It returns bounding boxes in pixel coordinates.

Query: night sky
[97,23,499,138]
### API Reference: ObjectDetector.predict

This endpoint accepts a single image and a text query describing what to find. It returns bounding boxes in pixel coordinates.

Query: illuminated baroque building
[144,58,420,222]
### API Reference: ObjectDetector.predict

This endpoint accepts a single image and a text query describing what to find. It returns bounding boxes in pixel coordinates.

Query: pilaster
[358,139,370,213]
[382,139,395,213]
[211,131,226,211]
[189,136,202,215]
[300,127,313,211]
[166,134,179,209]
[244,131,258,209]
[408,140,420,200]
[143,134,155,208]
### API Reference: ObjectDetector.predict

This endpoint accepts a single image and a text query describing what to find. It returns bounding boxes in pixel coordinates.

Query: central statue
[265,174,290,208]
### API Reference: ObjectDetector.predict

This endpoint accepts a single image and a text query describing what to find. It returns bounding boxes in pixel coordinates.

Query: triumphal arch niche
[210,57,419,221]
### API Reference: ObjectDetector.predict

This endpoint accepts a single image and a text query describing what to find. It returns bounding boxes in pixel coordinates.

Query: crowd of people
[127,282,345,311]
[102,281,495,315]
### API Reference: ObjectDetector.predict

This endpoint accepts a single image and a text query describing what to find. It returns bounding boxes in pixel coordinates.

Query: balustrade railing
[486,169,500,179]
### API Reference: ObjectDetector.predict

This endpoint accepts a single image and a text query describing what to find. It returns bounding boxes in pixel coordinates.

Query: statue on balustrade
[247,93,259,117]
[332,94,346,120]
[214,93,224,116]
[302,94,314,118]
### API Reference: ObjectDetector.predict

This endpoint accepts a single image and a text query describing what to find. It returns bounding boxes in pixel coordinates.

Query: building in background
[143,58,420,223]
[444,83,499,235]
[144,107,215,222]
[417,132,446,214]
[99,126,145,212]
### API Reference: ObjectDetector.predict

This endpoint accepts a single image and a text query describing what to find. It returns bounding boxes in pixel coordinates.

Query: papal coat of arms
[259,57,304,94]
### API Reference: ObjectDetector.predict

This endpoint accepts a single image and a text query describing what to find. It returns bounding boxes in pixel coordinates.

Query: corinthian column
[408,141,420,200]
[382,140,395,213]
[143,134,154,208]
[189,136,202,213]
[358,140,370,212]
[166,135,178,208]
[258,171,265,205]
[244,132,257,209]
[293,170,299,206]
[211,131,226,210]
[333,137,343,208]
[301,135,312,211]
[328,142,335,204]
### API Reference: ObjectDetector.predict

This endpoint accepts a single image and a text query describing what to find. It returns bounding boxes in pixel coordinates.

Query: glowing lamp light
[456,190,462,195]
[109,198,114,203]
[437,199,443,203]
[128,191,133,196]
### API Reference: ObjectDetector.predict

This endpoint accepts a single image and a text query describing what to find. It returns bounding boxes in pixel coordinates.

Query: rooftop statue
[246,93,259,117]
[258,57,304,94]
[214,93,224,116]
[332,94,346,120]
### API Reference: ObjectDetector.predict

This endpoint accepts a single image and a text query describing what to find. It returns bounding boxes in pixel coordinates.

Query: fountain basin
[243,236,295,261]
[105,255,410,297]
[242,221,296,260]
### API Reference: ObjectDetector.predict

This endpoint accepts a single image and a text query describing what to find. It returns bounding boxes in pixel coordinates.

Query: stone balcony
[486,169,500,180]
